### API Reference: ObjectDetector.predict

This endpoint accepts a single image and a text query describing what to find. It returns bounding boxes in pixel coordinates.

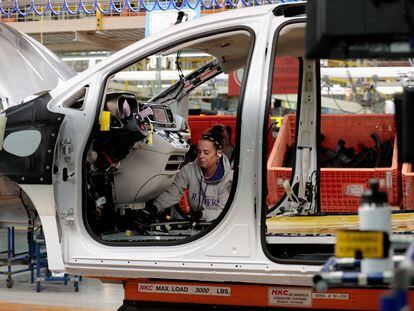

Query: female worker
[148,125,233,223]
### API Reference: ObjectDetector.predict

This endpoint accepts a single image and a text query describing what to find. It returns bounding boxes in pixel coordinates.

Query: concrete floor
[0,228,124,310]
[0,268,124,310]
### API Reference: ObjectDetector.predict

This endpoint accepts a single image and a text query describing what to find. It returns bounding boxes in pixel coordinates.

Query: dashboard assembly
[85,92,190,236]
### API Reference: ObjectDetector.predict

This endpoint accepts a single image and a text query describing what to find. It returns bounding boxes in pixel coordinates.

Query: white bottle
[359,180,393,273]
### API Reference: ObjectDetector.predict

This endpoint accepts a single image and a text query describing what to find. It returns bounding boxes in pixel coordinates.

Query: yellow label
[270,116,283,128]
[335,230,386,259]
[100,111,111,131]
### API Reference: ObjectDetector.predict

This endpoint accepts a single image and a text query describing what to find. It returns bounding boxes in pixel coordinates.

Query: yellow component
[100,111,111,131]
[335,230,387,259]
[125,230,133,237]
[96,10,103,31]
[148,123,154,145]
[166,215,171,221]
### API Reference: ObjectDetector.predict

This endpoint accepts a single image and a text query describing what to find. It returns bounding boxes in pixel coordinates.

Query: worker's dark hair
[225,125,232,140]
[200,124,226,150]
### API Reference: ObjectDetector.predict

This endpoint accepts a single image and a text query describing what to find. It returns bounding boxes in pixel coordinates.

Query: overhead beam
[44,41,136,53]
[74,31,125,51]
[7,15,146,34]
[6,15,146,52]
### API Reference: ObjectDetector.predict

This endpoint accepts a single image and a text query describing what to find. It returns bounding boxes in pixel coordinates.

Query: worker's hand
[136,205,158,225]
[116,207,155,234]
[187,210,203,221]
[124,205,157,234]
[170,205,203,222]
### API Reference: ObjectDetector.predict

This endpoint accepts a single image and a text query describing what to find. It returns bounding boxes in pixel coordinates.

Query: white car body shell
[1,2,320,287]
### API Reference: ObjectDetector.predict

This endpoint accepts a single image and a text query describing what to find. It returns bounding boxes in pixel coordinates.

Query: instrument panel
[104,92,177,130]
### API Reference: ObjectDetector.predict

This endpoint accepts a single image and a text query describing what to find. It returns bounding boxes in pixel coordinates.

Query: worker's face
[197,140,218,171]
